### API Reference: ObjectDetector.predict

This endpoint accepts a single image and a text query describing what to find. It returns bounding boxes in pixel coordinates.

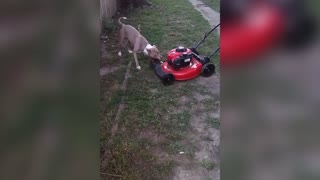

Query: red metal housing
[221,3,285,65]
[161,48,203,81]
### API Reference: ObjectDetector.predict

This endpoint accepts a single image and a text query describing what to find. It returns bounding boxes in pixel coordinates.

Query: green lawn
[100,0,220,179]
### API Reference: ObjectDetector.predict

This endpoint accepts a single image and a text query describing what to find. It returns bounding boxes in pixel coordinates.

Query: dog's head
[146,45,162,60]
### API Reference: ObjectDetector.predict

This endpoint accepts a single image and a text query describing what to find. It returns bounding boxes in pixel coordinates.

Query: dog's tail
[118,17,127,26]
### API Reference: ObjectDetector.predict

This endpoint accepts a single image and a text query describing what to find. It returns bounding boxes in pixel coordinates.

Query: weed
[207,116,220,129]
[101,17,116,34]
[201,160,216,170]
[166,141,186,153]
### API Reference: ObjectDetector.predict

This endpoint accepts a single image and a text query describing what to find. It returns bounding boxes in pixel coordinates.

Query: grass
[101,17,117,34]
[201,160,216,170]
[201,0,220,12]
[100,0,220,179]
[207,116,220,129]
[102,134,175,179]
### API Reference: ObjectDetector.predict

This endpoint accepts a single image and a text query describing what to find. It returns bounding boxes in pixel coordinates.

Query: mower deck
[152,50,216,85]
[159,57,203,81]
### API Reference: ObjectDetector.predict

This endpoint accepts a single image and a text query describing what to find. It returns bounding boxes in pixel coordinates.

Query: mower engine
[167,46,193,70]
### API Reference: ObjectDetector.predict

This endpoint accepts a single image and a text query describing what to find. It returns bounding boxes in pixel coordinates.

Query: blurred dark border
[0,1,100,179]
[221,0,320,180]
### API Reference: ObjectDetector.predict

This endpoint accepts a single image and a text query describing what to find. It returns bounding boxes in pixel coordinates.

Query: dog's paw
[118,51,122,56]
[128,49,133,53]
[136,66,141,70]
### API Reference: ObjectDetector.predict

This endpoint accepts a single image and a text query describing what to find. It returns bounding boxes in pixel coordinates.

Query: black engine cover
[169,53,193,70]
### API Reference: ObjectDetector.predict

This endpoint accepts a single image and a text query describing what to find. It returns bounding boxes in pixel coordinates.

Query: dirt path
[173,77,220,180]
[173,1,220,179]
[188,0,220,32]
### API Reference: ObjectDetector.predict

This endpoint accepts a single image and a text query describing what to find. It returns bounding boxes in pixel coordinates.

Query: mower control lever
[191,52,210,64]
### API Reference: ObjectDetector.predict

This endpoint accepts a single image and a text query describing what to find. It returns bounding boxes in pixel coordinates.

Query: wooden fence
[100,0,118,24]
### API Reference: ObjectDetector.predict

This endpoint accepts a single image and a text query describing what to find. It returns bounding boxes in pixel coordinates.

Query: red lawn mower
[152,24,220,85]
[221,0,317,66]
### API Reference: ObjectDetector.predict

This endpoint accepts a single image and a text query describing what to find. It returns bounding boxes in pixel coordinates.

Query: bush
[119,0,151,9]
[101,17,116,35]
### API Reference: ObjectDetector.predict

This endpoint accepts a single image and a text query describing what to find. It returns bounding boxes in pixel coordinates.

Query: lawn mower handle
[208,47,220,59]
[191,47,220,64]
[193,23,220,49]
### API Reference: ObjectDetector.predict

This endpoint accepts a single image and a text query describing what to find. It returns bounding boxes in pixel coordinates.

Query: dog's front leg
[118,28,126,56]
[133,53,141,70]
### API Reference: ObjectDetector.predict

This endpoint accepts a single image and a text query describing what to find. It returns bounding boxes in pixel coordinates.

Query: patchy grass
[207,116,220,129]
[201,160,216,170]
[202,0,220,12]
[102,134,175,179]
[100,0,220,179]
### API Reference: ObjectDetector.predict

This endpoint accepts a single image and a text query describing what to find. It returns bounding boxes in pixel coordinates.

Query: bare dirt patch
[173,76,220,180]
[139,128,166,144]
[100,66,122,76]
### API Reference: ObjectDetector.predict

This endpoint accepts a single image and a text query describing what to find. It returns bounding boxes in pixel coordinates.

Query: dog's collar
[143,49,149,55]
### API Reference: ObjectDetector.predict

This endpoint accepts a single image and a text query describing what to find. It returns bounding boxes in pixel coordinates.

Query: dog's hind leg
[121,39,133,54]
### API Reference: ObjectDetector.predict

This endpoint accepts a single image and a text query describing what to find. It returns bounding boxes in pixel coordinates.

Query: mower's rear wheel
[201,63,215,77]
[162,74,175,86]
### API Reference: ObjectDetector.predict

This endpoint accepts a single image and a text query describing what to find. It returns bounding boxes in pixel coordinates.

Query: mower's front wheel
[201,63,215,77]
[162,74,175,86]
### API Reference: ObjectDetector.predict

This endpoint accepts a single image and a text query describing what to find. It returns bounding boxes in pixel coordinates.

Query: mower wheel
[162,74,175,85]
[201,63,215,77]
